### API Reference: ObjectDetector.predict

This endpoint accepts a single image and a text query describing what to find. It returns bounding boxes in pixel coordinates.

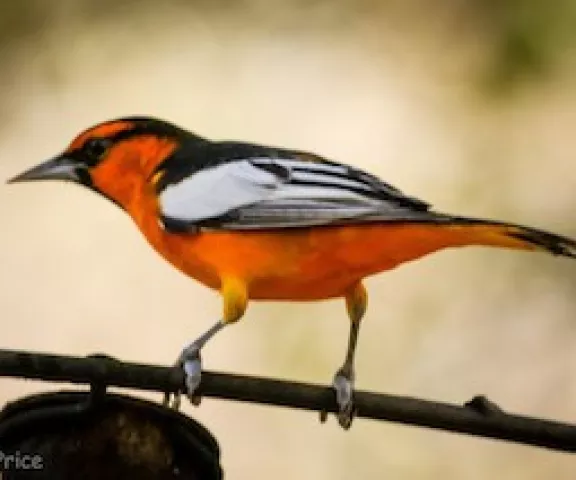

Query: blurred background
[0,0,575,478]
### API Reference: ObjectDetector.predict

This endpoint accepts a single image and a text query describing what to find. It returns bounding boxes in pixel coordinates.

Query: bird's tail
[428,214,576,259]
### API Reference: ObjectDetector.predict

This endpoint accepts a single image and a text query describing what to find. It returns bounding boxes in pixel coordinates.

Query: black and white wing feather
[156,142,433,231]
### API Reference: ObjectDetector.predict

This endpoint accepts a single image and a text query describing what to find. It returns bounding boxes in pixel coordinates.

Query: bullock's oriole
[8,117,576,428]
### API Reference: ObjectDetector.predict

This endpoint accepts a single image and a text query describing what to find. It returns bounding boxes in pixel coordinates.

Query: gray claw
[333,370,356,429]
[161,344,204,409]
[336,399,356,430]
[180,345,203,405]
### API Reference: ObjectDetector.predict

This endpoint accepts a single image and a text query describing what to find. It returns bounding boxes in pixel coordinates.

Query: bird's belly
[148,223,454,301]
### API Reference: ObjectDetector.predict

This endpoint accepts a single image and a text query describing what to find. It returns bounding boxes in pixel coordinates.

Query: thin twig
[0,348,574,452]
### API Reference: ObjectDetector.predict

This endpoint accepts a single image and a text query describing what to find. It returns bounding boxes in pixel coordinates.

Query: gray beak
[7,155,82,184]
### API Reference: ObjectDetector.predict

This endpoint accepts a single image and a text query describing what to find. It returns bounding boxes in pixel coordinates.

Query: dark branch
[0,348,574,452]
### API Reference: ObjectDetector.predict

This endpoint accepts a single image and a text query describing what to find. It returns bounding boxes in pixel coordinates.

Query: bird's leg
[330,282,367,429]
[164,321,226,409]
[165,277,247,409]
[176,320,226,406]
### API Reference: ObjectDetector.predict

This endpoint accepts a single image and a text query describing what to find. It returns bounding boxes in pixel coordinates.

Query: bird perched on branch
[8,117,576,429]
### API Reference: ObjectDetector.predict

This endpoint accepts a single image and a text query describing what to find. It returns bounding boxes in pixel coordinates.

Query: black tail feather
[438,214,576,259]
[507,227,576,258]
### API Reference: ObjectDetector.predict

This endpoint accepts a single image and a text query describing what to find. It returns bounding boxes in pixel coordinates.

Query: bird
[8,116,576,429]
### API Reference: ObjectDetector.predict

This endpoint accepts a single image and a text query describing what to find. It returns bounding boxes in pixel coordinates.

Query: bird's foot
[333,371,356,429]
[179,343,204,406]
[331,368,357,429]
[163,344,203,409]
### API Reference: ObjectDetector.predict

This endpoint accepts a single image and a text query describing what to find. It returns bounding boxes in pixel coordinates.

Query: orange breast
[134,210,466,300]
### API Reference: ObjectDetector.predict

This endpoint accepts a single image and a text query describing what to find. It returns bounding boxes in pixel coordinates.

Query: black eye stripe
[85,138,111,154]
[80,138,112,166]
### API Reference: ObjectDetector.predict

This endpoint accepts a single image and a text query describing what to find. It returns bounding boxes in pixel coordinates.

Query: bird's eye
[83,138,112,165]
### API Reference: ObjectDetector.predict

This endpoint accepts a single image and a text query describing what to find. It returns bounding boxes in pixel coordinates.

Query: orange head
[7,116,203,209]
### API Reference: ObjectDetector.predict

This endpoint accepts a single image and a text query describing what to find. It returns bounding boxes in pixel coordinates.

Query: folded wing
[157,143,433,231]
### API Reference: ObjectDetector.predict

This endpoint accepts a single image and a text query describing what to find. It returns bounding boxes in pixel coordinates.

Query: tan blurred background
[0,1,575,478]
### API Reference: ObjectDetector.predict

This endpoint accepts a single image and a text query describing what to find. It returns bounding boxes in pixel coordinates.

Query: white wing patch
[159,156,418,229]
[160,159,281,222]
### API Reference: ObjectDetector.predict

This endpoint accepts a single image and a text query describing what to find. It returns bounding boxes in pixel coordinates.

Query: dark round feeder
[0,390,223,479]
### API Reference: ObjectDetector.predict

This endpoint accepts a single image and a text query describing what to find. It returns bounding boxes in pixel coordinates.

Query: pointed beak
[7,155,82,184]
